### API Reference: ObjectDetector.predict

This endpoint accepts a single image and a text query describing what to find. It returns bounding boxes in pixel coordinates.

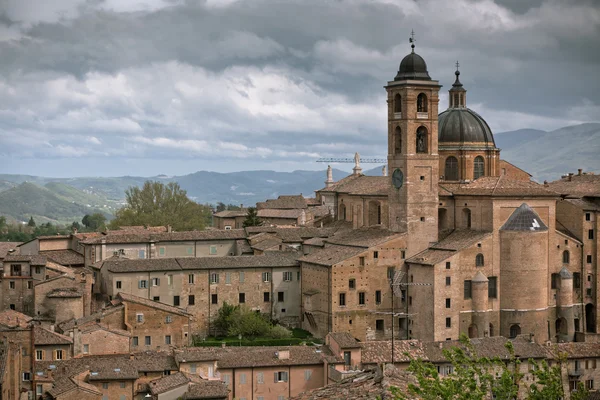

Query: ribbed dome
[395,52,431,81]
[438,108,495,145]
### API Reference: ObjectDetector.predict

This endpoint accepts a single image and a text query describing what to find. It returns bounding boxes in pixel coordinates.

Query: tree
[242,207,261,227]
[71,221,81,231]
[27,216,36,227]
[110,181,212,231]
[216,202,227,213]
[82,213,106,230]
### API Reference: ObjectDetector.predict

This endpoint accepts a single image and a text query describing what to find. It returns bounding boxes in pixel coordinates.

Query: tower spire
[449,61,466,108]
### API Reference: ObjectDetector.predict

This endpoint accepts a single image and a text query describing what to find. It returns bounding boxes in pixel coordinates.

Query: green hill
[0,182,113,225]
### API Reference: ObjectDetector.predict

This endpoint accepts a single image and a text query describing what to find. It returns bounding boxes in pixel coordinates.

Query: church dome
[438,107,495,145]
[395,52,431,81]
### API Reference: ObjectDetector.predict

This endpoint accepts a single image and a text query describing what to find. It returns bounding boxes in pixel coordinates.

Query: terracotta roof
[245,227,336,243]
[0,242,20,259]
[116,292,191,317]
[547,173,600,197]
[423,336,547,362]
[406,230,491,266]
[149,372,189,395]
[40,249,84,266]
[213,210,247,218]
[550,342,600,359]
[132,350,178,372]
[257,195,308,210]
[0,309,33,329]
[235,239,252,255]
[35,354,138,381]
[58,304,125,332]
[329,332,361,349]
[257,209,304,219]
[321,175,389,196]
[325,226,403,248]
[441,175,559,197]
[564,197,600,211]
[102,257,182,273]
[251,238,283,251]
[361,340,426,364]
[47,376,102,397]
[79,323,130,337]
[81,229,247,244]
[184,380,229,399]
[303,237,325,247]
[35,235,71,240]
[299,244,365,267]
[3,254,46,265]
[175,346,328,368]
[47,287,82,298]
[34,326,73,345]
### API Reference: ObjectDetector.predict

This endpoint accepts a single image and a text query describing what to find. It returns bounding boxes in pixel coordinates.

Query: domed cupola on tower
[438,63,500,182]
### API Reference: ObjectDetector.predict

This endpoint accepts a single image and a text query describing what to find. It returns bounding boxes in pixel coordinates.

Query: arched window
[563,250,570,264]
[394,93,402,113]
[444,156,459,181]
[417,93,428,112]
[474,156,485,180]
[394,126,402,154]
[416,126,428,154]
[476,253,484,267]
[509,324,521,338]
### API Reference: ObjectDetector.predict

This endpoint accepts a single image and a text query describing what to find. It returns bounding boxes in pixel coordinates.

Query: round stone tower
[471,271,489,338]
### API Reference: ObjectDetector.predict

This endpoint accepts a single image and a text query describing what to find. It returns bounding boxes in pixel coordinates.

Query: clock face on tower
[392,168,404,189]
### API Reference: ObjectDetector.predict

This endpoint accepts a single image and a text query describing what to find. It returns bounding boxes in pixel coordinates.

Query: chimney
[568,173,574,181]
[129,353,134,360]
[543,180,548,187]
[529,333,535,343]
[578,169,583,176]
[277,350,290,360]
[167,225,172,233]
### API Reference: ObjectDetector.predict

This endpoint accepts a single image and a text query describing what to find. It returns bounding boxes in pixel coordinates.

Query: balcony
[417,112,428,119]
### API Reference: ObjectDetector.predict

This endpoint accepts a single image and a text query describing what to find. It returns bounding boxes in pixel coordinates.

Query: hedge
[193,337,314,347]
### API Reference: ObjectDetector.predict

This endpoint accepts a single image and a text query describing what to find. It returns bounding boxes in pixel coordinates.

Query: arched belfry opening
[394,93,402,114]
[416,126,428,154]
[394,126,402,155]
[417,93,428,113]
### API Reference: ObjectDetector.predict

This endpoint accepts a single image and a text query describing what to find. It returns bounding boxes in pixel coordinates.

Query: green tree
[27,216,36,227]
[110,181,212,231]
[242,207,261,227]
[216,202,227,213]
[82,213,107,230]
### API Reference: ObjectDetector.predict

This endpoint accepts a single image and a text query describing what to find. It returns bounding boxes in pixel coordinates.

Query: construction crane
[316,153,386,164]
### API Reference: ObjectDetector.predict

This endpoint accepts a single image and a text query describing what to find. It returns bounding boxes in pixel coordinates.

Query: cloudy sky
[0,0,598,177]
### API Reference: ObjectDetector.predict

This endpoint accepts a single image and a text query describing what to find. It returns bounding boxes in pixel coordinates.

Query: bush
[194,337,307,347]
[270,325,293,339]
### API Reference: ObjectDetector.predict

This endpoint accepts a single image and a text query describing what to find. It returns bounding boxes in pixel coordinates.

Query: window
[373,251,379,259]
[394,126,402,154]
[587,380,594,390]
[173,296,180,306]
[278,292,285,302]
[488,277,497,298]
[446,317,451,328]
[401,250,406,259]
[35,266,41,274]
[139,249,145,259]
[165,335,171,345]
[186,246,193,255]
[240,373,247,384]
[275,371,289,382]
[574,272,581,289]
[159,247,165,256]
[153,296,160,302]
[152,277,160,286]
[416,126,427,153]
[145,336,151,346]
[190,363,197,373]
[9,304,15,310]
[132,337,139,346]
[473,156,485,179]
[83,344,89,353]
[445,298,451,308]
[339,293,346,306]
[209,245,217,255]
[120,382,126,389]
[116,281,122,289]
[189,274,195,284]
[283,271,293,281]
[136,313,144,323]
[446,262,451,269]
[394,93,402,113]
[509,324,521,338]
[359,257,365,266]
[588,255,593,263]
[264,292,270,302]
[262,272,271,282]
[9,281,14,289]
[586,212,591,221]
[589,229,595,239]
[475,253,484,267]
[23,372,31,381]
[188,295,195,305]
[139,280,148,289]
[102,382,109,389]
[239,293,245,303]
[257,372,264,384]
[349,279,356,289]
[210,273,219,284]
[446,276,451,286]
[387,267,395,280]
[55,350,63,360]
[36,384,43,396]
[464,280,472,299]
[376,319,384,331]
[444,156,459,181]
[223,374,230,385]
[166,315,172,323]
[27,281,32,289]
[304,369,312,381]
[563,250,570,264]
[375,290,382,304]
[239,271,245,283]
[551,273,559,289]
[417,93,428,112]
[226,272,231,284]
[211,294,218,304]
[358,292,366,305]
[167,274,173,286]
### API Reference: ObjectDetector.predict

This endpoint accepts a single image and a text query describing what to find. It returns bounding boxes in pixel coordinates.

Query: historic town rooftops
[257,195,309,210]
[47,287,82,298]
[2,254,46,265]
[564,197,600,211]
[251,237,284,252]
[0,309,32,329]
[299,244,366,267]
[245,226,336,242]
[36,356,139,381]
[0,242,20,260]
[47,375,102,398]
[149,371,190,395]
[175,346,329,368]
[329,332,361,349]
[40,249,84,266]
[78,323,130,337]
[303,237,325,247]
[58,304,125,332]
[500,203,548,231]
[547,172,600,197]
[133,350,178,372]
[440,175,559,197]
[34,326,73,345]
[361,340,426,364]
[184,380,229,399]
[550,342,600,359]
[325,226,403,248]
[115,292,192,317]
[257,209,305,219]
[213,210,247,218]
[80,229,247,244]
[423,336,548,362]
[407,230,492,266]
[318,175,389,196]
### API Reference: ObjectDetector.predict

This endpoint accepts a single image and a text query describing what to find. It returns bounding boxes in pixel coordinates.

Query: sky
[0,0,598,178]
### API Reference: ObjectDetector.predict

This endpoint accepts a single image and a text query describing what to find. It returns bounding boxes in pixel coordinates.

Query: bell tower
[387,34,441,257]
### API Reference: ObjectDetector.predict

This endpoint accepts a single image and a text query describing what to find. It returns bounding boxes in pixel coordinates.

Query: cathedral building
[309,40,599,344]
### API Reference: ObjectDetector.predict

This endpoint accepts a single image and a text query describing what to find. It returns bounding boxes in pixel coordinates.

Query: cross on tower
[455,60,460,71]
[409,30,416,52]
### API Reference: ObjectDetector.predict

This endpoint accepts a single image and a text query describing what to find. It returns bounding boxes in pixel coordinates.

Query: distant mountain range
[0,123,598,225]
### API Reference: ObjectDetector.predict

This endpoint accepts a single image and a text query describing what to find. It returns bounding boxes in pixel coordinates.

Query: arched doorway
[509,324,521,338]
[586,303,596,333]
[555,317,568,336]
[468,324,478,338]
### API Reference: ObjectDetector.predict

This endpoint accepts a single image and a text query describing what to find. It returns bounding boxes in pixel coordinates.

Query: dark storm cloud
[0,0,598,176]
